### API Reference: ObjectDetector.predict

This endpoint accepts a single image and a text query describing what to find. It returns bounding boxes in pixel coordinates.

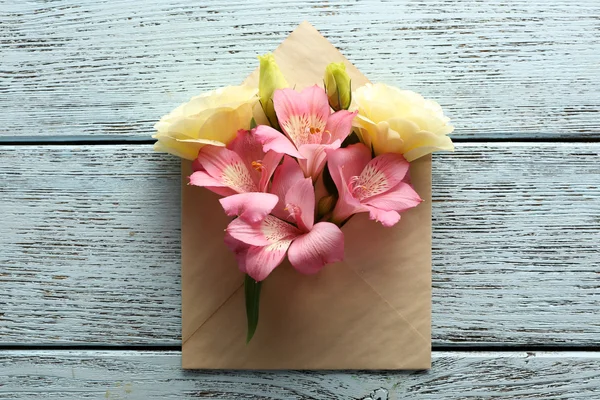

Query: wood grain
[2,0,600,139]
[1,351,599,399]
[0,143,598,346]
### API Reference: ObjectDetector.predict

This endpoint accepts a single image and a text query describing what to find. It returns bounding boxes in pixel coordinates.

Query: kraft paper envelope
[182,22,431,369]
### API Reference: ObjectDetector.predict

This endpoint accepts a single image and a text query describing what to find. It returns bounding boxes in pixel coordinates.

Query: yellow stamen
[251,160,264,172]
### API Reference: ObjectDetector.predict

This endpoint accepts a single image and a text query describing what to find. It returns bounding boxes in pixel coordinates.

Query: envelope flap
[243,21,370,89]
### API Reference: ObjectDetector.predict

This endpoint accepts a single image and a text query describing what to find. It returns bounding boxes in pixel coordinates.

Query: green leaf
[244,274,262,343]
[250,117,257,129]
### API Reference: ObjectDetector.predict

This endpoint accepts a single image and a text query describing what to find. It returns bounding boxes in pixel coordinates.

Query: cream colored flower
[153,85,258,160]
[351,83,454,161]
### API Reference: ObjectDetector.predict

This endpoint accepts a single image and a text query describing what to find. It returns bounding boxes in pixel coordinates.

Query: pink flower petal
[223,232,250,273]
[226,215,300,247]
[270,156,305,221]
[300,85,329,135]
[245,240,293,282]
[326,144,371,223]
[284,178,315,231]
[189,170,222,187]
[326,143,371,190]
[273,88,310,147]
[254,125,305,159]
[331,168,367,223]
[288,222,344,275]
[227,129,264,168]
[188,170,237,197]
[226,218,269,246]
[324,110,357,144]
[219,192,279,223]
[226,129,283,193]
[364,206,401,227]
[259,150,283,192]
[197,145,258,193]
[356,152,410,201]
[191,158,203,172]
[298,140,340,180]
[362,182,422,213]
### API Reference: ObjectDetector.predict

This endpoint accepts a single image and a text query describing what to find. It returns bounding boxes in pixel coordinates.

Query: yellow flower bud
[324,62,352,111]
[258,53,288,129]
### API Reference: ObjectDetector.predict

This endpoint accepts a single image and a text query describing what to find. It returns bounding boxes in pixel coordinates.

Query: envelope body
[181,22,431,370]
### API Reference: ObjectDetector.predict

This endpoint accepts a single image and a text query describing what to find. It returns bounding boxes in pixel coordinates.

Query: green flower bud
[317,194,337,220]
[324,62,352,111]
[258,53,288,129]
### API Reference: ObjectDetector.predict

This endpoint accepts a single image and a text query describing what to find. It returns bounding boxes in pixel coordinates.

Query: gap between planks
[2,345,600,352]
[2,136,600,146]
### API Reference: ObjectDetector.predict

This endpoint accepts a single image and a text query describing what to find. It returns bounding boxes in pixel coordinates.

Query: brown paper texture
[181,22,431,370]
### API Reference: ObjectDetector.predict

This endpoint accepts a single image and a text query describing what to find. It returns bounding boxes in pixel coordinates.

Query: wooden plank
[0,143,598,345]
[2,0,600,140]
[1,351,599,399]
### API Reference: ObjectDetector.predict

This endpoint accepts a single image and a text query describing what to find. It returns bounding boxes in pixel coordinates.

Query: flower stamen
[284,202,302,223]
[251,160,264,172]
[348,176,368,200]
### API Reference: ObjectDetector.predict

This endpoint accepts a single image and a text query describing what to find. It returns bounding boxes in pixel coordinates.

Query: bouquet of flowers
[154,53,453,343]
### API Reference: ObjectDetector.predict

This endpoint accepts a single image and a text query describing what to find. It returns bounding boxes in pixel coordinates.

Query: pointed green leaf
[244,274,262,343]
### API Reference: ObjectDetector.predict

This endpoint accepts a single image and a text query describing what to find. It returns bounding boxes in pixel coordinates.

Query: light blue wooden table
[1,1,599,398]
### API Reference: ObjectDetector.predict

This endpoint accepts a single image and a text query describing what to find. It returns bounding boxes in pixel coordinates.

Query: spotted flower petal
[328,143,421,226]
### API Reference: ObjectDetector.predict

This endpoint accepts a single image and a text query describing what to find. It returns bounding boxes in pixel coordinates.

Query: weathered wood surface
[2,0,600,139]
[1,143,598,346]
[1,351,599,399]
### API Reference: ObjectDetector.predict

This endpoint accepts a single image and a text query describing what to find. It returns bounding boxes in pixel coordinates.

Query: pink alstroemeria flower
[189,129,283,223]
[254,85,356,180]
[327,143,423,227]
[226,159,344,282]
